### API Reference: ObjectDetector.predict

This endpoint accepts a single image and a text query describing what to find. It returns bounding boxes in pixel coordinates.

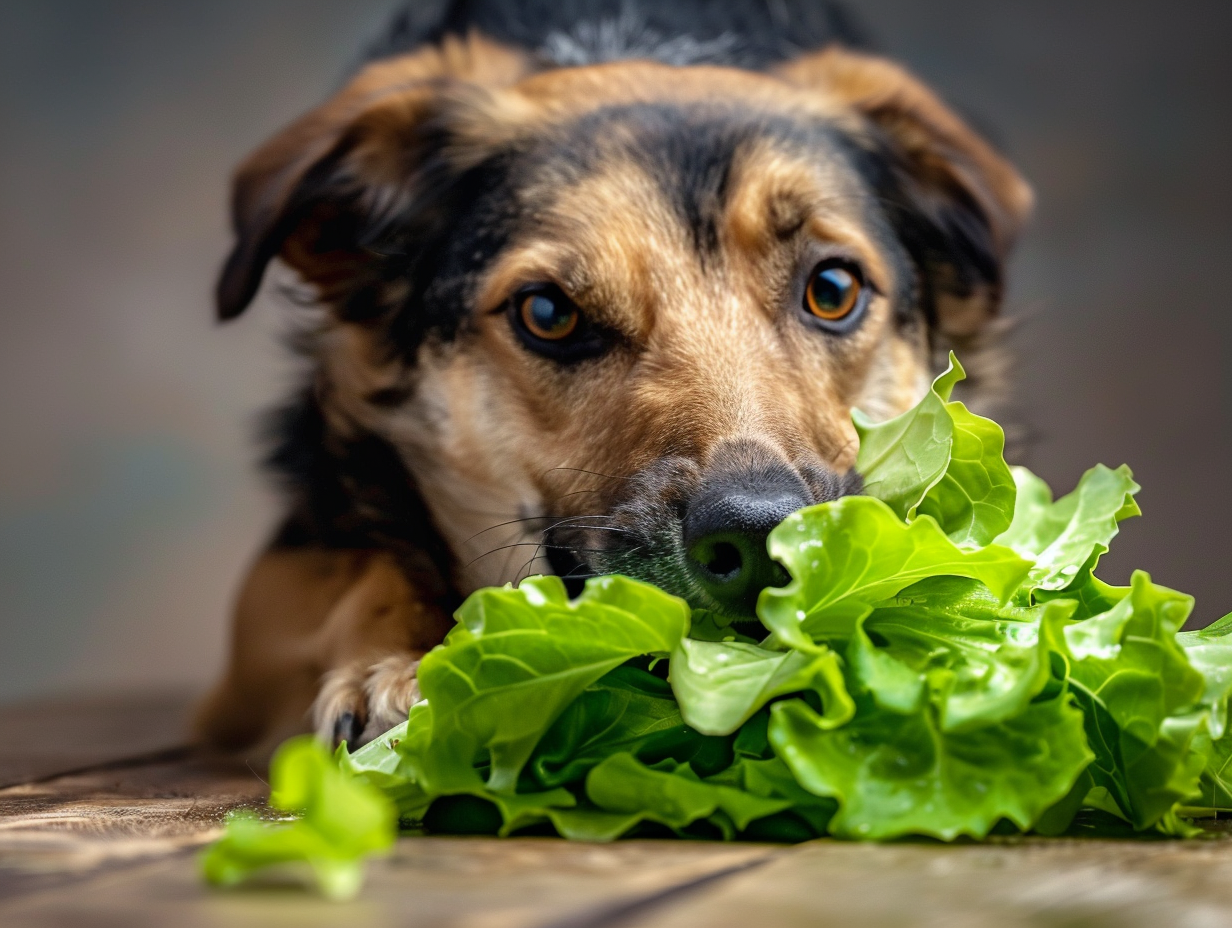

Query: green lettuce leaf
[415,574,689,791]
[527,665,718,789]
[201,736,396,900]
[670,638,853,736]
[914,398,1016,548]
[859,578,1076,731]
[758,496,1032,650]
[1178,611,1232,739]
[853,358,960,521]
[768,690,1091,840]
[855,353,1016,547]
[995,464,1140,592]
[583,752,791,837]
[1055,571,1205,829]
[1176,612,1232,810]
[1188,727,1232,810]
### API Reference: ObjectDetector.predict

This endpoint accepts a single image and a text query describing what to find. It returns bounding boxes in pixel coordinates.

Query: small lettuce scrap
[201,737,395,900]
[204,352,1232,896]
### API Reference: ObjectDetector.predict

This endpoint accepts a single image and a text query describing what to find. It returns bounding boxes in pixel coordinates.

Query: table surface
[3,693,1232,928]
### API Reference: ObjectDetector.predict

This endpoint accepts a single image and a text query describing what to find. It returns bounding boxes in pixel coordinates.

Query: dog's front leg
[305,551,455,746]
[195,547,453,753]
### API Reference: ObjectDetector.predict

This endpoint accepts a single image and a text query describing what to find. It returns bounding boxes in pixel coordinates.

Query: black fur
[366,0,870,71]
[843,132,1002,333]
[264,390,457,607]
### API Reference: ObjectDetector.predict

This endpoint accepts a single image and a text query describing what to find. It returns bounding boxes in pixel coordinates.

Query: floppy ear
[216,34,531,320]
[775,47,1033,338]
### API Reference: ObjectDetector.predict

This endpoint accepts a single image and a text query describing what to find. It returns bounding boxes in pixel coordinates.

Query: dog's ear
[216,34,531,320]
[776,47,1033,338]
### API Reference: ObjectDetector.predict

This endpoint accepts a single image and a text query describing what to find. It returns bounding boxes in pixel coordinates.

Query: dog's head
[219,35,1030,615]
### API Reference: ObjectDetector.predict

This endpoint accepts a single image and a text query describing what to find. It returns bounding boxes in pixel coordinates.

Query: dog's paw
[312,653,423,748]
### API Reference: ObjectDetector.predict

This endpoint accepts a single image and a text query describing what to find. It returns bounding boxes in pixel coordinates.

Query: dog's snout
[682,466,811,614]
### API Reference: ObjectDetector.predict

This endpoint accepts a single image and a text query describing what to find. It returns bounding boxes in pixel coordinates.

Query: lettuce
[205,353,1232,897]
[995,464,1141,592]
[758,496,1031,650]
[412,574,689,793]
[200,736,395,900]
[670,638,852,737]
[855,354,1016,547]
[769,689,1090,840]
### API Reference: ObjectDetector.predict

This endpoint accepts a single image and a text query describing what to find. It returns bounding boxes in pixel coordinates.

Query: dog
[194,0,1031,753]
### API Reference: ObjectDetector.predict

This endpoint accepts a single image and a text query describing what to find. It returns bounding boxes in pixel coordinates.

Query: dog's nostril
[701,541,743,579]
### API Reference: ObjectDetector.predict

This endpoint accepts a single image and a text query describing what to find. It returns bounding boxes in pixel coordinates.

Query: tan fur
[774,47,1033,253]
[195,549,450,753]
[311,653,423,745]
[199,40,1030,750]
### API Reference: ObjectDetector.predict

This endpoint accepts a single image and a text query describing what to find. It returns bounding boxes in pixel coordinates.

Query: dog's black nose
[682,468,812,614]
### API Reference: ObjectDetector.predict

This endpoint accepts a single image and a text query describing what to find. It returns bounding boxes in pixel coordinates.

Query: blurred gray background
[0,1,1228,703]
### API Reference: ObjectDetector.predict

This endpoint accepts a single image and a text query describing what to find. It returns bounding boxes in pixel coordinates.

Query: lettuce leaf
[758,495,1031,650]
[995,464,1141,592]
[415,574,689,792]
[584,752,792,836]
[768,689,1091,840]
[527,665,712,788]
[201,736,395,900]
[855,353,1016,547]
[914,397,1017,548]
[853,358,960,522]
[1178,612,1232,739]
[859,579,1076,731]
[670,638,853,737]
[1054,571,1205,829]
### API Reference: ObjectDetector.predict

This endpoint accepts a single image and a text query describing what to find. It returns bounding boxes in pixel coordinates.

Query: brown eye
[805,261,864,324]
[519,291,578,340]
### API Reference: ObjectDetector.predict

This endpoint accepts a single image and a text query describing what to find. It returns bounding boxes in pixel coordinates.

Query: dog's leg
[194,546,452,753]
[312,653,424,746]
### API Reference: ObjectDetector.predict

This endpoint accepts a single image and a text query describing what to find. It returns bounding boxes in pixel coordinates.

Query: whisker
[463,541,615,569]
[459,511,616,546]
[555,487,610,502]
[544,466,633,482]
[459,515,556,547]
[552,524,637,535]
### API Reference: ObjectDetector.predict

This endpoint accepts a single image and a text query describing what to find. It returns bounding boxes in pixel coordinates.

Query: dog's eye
[509,285,609,363]
[518,291,578,341]
[804,260,864,327]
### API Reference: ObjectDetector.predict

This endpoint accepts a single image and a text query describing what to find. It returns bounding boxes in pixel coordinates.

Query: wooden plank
[0,752,266,899]
[13,821,1232,928]
[0,691,197,787]
[0,837,777,928]
[627,834,1232,928]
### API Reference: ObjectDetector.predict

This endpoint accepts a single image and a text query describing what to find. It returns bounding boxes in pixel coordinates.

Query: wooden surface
[4,696,1232,927]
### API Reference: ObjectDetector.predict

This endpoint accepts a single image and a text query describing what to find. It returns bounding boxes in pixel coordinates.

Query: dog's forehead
[471,96,887,321]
